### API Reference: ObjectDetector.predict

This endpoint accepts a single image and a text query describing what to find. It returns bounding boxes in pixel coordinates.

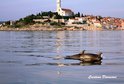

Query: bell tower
[57,0,61,13]
[56,0,73,16]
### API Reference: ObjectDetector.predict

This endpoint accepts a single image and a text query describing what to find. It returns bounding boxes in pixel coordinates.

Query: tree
[77,12,80,17]
[74,12,80,17]
[81,13,84,17]
[22,14,35,24]
[41,11,53,17]
[53,12,62,19]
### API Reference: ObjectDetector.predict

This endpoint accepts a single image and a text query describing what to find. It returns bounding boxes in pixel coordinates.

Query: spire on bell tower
[57,0,61,13]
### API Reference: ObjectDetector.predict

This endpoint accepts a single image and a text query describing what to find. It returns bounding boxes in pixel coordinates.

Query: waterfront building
[57,0,73,16]
[67,17,86,25]
[67,18,76,24]
[0,24,2,27]
[122,20,124,29]
[93,22,102,28]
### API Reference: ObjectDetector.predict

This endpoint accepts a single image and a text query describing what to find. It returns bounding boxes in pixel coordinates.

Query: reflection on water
[0,31,124,84]
[25,61,102,67]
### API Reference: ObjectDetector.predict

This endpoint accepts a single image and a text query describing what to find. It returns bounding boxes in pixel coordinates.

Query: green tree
[74,12,80,17]
[77,12,80,17]
[22,14,35,24]
[81,13,84,17]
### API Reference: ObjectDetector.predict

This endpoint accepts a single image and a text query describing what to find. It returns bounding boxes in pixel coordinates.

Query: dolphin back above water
[65,50,86,60]
[65,50,103,63]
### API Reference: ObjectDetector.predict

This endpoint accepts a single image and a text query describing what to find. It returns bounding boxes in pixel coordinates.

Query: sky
[0,0,124,21]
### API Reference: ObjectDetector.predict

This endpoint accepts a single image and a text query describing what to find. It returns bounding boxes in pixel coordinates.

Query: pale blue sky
[0,0,124,21]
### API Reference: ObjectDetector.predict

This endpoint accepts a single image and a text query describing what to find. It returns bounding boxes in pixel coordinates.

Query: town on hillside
[0,0,124,31]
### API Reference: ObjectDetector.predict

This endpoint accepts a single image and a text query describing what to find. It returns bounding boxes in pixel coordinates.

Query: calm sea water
[0,31,124,84]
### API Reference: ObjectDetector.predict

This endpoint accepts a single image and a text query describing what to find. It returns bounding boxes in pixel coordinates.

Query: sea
[0,31,124,84]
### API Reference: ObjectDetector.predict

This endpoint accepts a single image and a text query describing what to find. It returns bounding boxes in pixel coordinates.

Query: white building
[67,17,86,25]
[68,19,76,24]
[93,22,102,28]
[57,0,73,16]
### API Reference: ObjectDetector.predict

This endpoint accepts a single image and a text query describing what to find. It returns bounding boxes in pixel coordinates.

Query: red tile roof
[62,8,72,12]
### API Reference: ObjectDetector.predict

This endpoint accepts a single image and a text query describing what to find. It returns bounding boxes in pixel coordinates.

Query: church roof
[62,8,72,12]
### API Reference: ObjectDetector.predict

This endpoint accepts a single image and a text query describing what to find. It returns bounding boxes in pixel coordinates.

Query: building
[67,17,86,25]
[122,20,124,29]
[57,0,73,16]
[67,18,76,24]
[93,22,102,28]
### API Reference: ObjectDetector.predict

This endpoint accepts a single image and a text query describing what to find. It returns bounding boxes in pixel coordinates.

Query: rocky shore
[0,27,101,31]
[0,25,122,31]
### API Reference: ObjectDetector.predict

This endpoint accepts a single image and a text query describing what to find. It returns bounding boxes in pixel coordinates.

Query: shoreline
[0,26,123,31]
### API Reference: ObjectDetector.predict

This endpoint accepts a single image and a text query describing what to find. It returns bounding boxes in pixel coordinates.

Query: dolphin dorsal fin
[80,50,86,54]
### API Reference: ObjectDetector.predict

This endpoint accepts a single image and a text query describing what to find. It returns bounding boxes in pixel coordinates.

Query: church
[57,0,73,16]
